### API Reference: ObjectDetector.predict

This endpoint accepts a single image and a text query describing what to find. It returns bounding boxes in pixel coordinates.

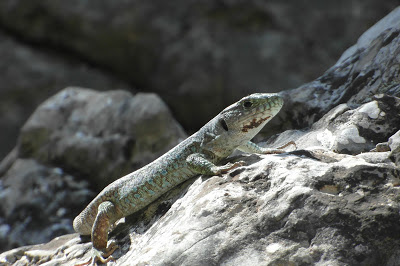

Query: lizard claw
[75,242,118,266]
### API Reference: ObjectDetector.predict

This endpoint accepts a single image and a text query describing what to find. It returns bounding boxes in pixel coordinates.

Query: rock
[1,5,400,266]
[274,94,400,155]
[0,1,397,131]
[17,87,187,188]
[0,88,186,252]
[1,129,399,265]
[0,32,129,161]
[388,130,400,167]
[0,159,93,251]
[273,7,400,135]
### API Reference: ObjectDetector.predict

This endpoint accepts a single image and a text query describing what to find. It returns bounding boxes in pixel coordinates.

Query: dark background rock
[0,1,399,160]
[0,159,93,251]
[269,7,400,136]
[0,32,130,161]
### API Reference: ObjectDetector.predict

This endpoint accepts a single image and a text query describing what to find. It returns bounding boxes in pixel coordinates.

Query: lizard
[73,93,295,265]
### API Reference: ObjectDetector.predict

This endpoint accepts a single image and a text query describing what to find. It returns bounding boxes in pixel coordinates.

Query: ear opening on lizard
[220,118,229,131]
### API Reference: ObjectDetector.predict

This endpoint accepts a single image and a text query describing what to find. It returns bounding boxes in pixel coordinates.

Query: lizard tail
[73,203,97,235]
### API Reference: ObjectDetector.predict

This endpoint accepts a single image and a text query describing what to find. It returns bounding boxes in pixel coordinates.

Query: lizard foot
[218,161,246,174]
[261,141,297,154]
[277,140,297,150]
[75,241,118,266]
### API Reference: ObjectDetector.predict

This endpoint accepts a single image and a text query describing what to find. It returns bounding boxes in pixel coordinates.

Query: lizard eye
[243,101,253,108]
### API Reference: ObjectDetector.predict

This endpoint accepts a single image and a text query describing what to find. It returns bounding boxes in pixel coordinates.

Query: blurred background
[0,0,399,161]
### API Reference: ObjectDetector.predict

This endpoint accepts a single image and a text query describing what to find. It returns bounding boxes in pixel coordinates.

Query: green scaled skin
[73,93,291,265]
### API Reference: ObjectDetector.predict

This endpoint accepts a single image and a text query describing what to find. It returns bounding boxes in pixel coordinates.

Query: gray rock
[1,4,400,266]
[0,1,397,131]
[17,87,187,188]
[275,6,400,136]
[1,118,399,264]
[0,32,129,161]
[0,88,186,252]
[275,94,400,155]
[388,130,400,167]
[0,159,93,252]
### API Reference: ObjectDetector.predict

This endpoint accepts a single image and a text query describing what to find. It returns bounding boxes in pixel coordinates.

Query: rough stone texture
[0,88,186,252]
[1,105,399,264]
[274,6,400,134]
[1,5,400,266]
[0,0,397,132]
[16,88,187,188]
[0,32,130,161]
[0,159,93,252]
[272,94,400,155]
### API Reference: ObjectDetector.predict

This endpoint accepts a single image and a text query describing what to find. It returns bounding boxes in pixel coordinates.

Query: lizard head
[200,93,283,158]
[219,93,283,139]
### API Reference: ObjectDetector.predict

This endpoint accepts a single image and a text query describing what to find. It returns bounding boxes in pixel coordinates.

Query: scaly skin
[73,93,293,265]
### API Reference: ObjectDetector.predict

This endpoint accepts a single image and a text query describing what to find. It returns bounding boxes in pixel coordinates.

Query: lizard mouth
[241,116,271,132]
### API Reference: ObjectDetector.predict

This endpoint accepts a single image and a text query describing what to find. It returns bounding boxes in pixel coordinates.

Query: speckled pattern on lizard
[73,93,294,265]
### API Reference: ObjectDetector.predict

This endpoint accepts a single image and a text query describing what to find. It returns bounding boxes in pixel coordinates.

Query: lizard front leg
[237,140,296,154]
[186,153,244,175]
[75,201,121,266]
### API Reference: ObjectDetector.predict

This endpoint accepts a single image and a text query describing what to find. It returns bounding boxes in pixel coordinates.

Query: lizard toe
[74,244,118,266]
